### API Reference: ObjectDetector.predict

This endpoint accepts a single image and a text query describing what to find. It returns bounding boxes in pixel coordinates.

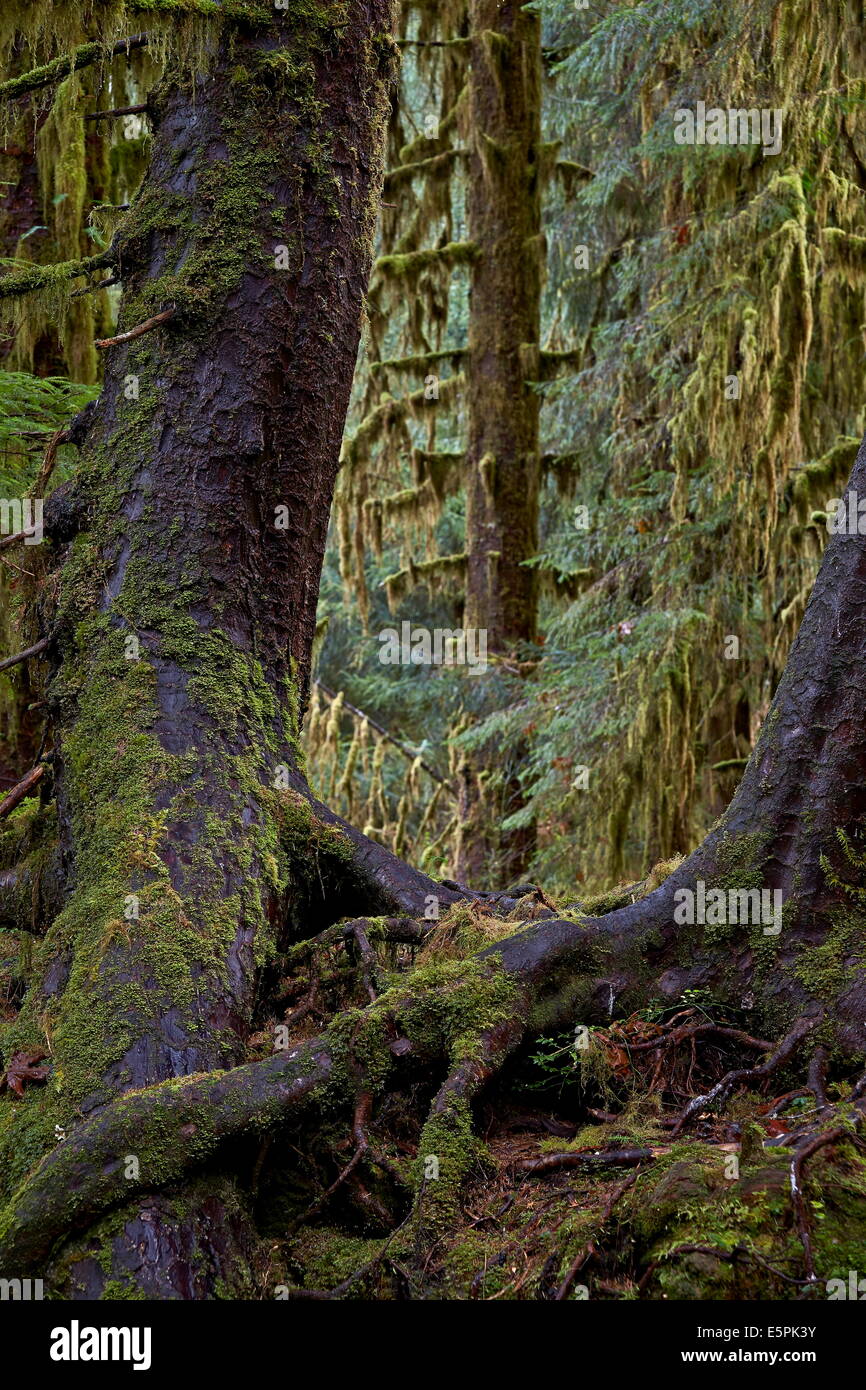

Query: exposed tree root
[790,1127,850,1280]
[2,765,866,1295]
[669,1019,816,1138]
[0,868,855,1294]
[0,1038,334,1274]
[636,1243,815,1294]
[554,1170,639,1301]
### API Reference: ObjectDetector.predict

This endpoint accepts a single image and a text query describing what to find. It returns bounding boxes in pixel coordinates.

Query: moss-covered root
[0,949,529,1284]
[412,1018,523,1249]
[301,780,467,918]
[0,1039,333,1278]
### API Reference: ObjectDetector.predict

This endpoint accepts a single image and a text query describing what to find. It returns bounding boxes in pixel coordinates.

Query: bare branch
[29,427,69,501]
[0,766,44,819]
[0,637,50,674]
[314,680,454,793]
[85,104,148,122]
[70,276,120,298]
[95,306,175,350]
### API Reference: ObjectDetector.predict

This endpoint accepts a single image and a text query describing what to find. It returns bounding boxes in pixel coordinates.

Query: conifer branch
[384,150,466,190]
[375,242,479,277]
[370,348,467,374]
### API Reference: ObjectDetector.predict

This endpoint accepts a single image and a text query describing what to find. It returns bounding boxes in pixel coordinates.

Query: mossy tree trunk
[457,0,542,887]
[0,2,428,1298]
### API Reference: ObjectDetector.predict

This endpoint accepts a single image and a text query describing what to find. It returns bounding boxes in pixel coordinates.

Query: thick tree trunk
[0,4,408,1298]
[457,0,542,886]
[493,443,866,1059]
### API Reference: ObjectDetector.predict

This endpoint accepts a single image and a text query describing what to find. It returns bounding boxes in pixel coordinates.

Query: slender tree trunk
[458,0,542,886]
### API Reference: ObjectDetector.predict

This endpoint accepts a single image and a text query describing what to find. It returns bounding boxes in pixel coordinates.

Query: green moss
[793,909,865,1003]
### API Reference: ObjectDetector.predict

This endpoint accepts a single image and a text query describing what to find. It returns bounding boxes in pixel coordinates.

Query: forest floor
[250,897,866,1301]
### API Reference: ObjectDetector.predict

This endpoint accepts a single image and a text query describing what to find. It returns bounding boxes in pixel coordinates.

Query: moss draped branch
[0,37,149,102]
[0,252,116,300]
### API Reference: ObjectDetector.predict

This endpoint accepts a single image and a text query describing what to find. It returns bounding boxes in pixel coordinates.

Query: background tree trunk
[457,0,542,886]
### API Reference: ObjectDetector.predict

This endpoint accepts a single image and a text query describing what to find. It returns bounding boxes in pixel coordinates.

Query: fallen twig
[519,1146,656,1175]
[670,1018,815,1137]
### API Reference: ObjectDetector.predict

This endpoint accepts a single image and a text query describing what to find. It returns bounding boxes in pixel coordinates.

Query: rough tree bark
[0,1,450,1298]
[2,3,866,1301]
[457,0,542,886]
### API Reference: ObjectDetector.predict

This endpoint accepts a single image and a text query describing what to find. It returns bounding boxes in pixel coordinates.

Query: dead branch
[628,1022,774,1053]
[519,1147,655,1175]
[669,1018,815,1137]
[69,276,120,298]
[29,427,69,501]
[315,680,455,794]
[0,523,43,552]
[85,104,148,121]
[0,766,44,819]
[0,636,50,674]
[95,306,175,350]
